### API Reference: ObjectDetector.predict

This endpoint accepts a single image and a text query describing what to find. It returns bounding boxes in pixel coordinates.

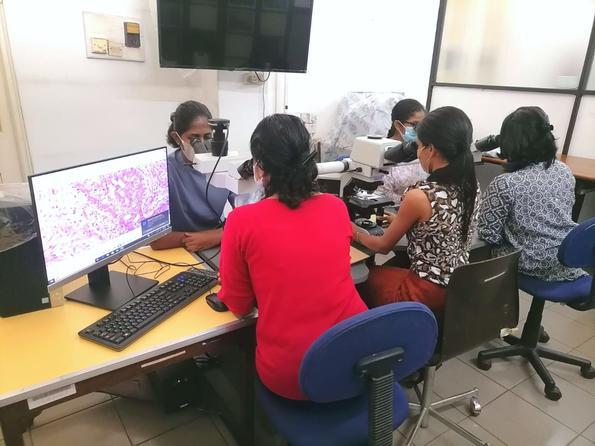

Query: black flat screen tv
[157,0,314,73]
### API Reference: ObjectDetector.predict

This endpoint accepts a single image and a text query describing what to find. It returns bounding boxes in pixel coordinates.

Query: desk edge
[0,317,256,408]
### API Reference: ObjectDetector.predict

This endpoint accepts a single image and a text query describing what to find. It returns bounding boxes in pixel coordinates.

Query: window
[437,0,595,89]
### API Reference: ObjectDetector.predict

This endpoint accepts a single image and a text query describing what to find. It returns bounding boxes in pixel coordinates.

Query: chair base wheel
[581,365,595,379]
[545,385,562,401]
[476,358,492,371]
[469,397,482,416]
[539,328,550,343]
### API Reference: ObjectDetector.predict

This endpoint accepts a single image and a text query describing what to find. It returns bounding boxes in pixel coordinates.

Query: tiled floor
[4,292,595,446]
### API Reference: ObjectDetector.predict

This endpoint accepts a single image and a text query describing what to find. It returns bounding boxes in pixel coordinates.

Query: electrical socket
[245,72,265,84]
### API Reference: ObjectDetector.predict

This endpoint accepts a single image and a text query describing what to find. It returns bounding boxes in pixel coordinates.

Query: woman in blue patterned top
[478,106,585,281]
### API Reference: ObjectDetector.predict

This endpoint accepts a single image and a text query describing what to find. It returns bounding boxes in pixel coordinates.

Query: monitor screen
[157,0,314,73]
[29,147,171,288]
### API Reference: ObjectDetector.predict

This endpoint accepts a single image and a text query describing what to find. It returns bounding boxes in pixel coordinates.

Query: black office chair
[477,217,595,400]
[406,251,521,446]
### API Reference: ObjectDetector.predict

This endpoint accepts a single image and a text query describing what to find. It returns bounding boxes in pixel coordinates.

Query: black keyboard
[79,269,218,350]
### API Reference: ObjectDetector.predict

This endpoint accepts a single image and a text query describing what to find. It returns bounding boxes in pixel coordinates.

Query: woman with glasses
[150,100,234,252]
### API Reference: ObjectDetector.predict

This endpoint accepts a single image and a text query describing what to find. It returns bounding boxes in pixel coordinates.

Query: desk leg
[0,401,37,446]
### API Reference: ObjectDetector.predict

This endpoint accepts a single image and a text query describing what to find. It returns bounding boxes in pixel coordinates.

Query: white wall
[4,0,218,173]
[283,0,440,140]
[217,71,279,156]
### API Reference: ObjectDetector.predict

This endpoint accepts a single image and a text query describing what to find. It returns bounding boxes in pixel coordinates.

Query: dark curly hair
[250,114,319,209]
[167,100,212,147]
[499,106,557,172]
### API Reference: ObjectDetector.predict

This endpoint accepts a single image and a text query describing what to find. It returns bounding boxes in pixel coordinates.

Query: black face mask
[190,138,212,154]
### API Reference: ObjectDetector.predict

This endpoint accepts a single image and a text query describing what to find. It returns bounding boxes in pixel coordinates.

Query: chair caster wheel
[539,328,550,343]
[545,385,562,401]
[476,357,492,371]
[469,396,482,416]
[580,365,595,379]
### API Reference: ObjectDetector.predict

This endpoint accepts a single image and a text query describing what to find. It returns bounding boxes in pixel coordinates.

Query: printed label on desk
[27,384,77,409]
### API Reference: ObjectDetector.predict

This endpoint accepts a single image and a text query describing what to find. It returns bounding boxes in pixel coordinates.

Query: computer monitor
[29,147,171,310]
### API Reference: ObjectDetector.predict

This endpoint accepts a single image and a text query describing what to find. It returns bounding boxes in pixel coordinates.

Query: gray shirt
[478,160,585,281]
[167,149,233,232]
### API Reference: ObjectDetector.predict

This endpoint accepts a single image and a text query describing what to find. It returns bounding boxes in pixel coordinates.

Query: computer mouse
[206,293,229,312]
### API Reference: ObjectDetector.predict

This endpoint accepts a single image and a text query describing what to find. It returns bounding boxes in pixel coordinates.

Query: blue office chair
[478,217,595,400]
[256,302,438,446]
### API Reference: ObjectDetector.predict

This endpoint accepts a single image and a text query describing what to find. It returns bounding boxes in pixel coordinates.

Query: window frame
[426,0,595,155]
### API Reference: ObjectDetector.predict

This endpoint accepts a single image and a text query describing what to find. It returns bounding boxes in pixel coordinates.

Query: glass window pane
[569,96,595,158]
[437,0,595,89]
[588,58,595,91]
[431,86,575,151]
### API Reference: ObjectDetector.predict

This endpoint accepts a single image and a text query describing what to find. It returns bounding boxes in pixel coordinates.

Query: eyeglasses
[402,121,419,129]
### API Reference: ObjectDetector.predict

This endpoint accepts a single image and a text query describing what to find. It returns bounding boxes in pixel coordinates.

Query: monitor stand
[65,265,158,311]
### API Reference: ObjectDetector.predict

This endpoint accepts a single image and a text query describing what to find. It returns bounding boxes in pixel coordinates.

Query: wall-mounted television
[157,0,314,73]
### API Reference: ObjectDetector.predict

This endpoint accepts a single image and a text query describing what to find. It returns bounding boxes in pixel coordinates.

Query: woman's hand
[182,229,222,252]
[376,212,396,227]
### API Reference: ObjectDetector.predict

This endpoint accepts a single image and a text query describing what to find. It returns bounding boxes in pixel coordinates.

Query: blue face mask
[403,126,417,143]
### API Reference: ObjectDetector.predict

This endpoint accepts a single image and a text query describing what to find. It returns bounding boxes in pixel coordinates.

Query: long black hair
[387,99,426,138]
[167,100,212,147]
[417,106,477,242]
[500,106,557,172]
[250,114,319,209]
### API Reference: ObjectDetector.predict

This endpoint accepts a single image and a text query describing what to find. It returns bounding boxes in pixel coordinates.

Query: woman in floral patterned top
[478,106,585,282]
[355,107,480,313]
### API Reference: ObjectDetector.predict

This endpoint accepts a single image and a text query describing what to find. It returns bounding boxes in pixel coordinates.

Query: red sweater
[218,194,367,400]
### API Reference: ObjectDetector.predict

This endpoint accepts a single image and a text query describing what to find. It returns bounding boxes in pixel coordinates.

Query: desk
[482,155,595,221]
[0,246,370,446]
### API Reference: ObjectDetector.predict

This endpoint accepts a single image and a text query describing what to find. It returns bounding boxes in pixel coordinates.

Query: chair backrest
[440,251,520,361]
[475,162,504,193]
[299,302,437,404]
[559,217,595,269]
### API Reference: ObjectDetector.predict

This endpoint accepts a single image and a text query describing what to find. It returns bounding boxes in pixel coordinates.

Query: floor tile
[473,392,576,446]
[569,436,595,446]
[114,397,204,445]
[577,337,595,359]
[426,418,507,446]
[393,429,411,446]
[549,304,595,328]
[33,392,112,427]
[512,372,595,433]
[210,415,238,446]
[432,359,506,413]
[138,416,226,446]
[583,421,595,442]
[398,392,467,445]
[547,350,595,397]
[458,339,537,389]
[30,401,130,446]
[540,309,595,348]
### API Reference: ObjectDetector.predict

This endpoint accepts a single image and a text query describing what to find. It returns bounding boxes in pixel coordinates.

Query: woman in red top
[218,114,367,400]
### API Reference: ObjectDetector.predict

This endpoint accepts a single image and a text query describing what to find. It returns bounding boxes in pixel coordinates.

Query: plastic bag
[0,183,36,253]
[377,162,428,204]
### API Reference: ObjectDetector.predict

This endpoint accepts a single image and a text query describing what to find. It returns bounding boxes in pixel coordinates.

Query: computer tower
[147,359,202,413]
[0,235,51,317]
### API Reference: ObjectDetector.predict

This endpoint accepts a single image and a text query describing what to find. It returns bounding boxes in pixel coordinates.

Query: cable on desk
[132,248,221,268]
